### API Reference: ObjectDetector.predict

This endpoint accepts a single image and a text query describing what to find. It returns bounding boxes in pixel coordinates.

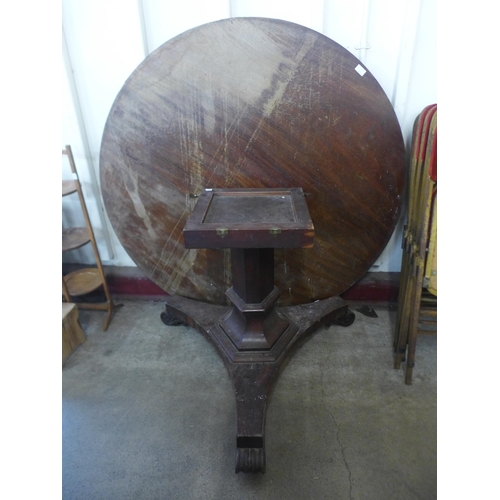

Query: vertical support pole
[230,248,274,303]
[221,248,290,350]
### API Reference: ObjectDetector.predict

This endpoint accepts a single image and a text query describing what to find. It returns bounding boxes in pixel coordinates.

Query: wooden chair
[393,105,437,384]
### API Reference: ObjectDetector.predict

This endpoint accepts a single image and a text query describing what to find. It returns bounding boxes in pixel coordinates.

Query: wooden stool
[62,303,86,367]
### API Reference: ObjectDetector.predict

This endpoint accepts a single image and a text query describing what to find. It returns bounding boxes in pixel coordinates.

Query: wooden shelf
[62,179,78,196]
[63,268,103,296]
[62,227,91,252]
[62,145,120,331]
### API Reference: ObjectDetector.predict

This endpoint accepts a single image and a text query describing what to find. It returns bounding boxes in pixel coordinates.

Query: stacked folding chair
[394,105,437,385]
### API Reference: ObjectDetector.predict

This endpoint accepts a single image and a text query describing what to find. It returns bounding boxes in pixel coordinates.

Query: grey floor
[62,300,436,500]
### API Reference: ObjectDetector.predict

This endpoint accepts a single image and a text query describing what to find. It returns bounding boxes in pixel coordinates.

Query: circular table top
[100,17,405,306]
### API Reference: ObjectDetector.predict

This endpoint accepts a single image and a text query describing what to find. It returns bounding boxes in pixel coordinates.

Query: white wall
[62,0,436,272]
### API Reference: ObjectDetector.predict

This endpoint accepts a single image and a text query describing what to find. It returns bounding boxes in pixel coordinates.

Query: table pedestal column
[221,248,293,351]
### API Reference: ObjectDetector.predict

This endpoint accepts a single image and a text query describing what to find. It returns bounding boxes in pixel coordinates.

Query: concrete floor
[62,299,436,500]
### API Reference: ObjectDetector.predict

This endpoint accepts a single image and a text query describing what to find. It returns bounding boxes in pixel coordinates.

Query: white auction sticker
[355,64,367,76]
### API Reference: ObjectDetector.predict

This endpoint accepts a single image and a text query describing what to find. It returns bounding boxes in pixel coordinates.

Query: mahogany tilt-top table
[100,17,406,473]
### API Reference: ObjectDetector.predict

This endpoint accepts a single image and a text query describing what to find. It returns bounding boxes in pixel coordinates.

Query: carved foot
[326,309,355,327]
[160,310,187,327]
[236,447,265,473]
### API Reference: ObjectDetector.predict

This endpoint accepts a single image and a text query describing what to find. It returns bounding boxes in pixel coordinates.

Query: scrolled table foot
[160,310,187,327]
[326,309,355,327]
[235,447,265,473]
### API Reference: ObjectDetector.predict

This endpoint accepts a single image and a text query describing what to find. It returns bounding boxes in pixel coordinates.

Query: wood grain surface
[100,18,405,306]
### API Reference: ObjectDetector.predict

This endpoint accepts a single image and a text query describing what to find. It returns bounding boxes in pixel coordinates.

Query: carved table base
[163,294,350,473]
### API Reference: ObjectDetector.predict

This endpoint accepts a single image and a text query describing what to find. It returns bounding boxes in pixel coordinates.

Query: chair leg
[404,268,424,385]
[394,251,409,351]
[394,256,415,369]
